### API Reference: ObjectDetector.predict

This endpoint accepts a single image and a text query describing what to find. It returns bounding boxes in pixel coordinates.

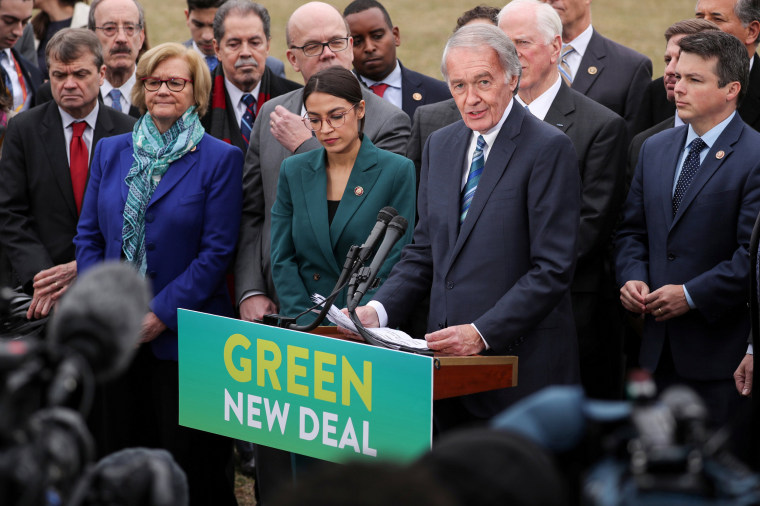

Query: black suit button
[446,281,454,289]
[148,270,157,279]
[667,253,675,261]
[438,322,444,329]
[313,273,320,281]
[146,243,155,251]
[145,212,154,223]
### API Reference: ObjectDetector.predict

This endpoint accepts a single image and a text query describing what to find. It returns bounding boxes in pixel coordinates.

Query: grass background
[143,0,697,85]
[136,1,698,504]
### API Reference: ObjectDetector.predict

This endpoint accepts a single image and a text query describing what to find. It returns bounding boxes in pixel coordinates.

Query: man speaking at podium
[351,24,581,430]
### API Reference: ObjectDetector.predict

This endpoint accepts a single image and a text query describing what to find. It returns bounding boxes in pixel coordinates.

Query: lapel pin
[587,66,598,75]
[354,186,364,196]
[412,92,422,101]
[190,146,197,152]
[715,150,725,159]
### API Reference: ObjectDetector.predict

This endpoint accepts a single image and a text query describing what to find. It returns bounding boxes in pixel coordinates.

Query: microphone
[47,261,151,382]
[357,206,397,263]
[348,215,408,310]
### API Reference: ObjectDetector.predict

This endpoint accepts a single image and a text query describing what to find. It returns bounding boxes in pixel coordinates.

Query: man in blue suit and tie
[616,31,760,428]
[353,24,582,430]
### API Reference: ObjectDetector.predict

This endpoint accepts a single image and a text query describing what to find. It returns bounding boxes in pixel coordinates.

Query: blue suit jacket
[572,30,651,134]
[615,113,760,380]
[74,132,243,360]
[270,136,415,321]
[399,63,450,119]
[374,104,581,417]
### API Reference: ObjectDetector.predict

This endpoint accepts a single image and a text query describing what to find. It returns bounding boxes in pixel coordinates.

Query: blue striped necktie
[108,88,122,112]
[461,135,486,224]
[240,93,255,144]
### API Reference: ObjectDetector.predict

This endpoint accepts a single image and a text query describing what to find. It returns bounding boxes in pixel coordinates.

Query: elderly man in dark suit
[343,0,450,119]
[696,0,760,131]
[0,28,135,319]
[542,0,651,134]
[201,0,300,153]
[234,1,409,324]
[499,0,627,399]
[353,23,581,430]
[616,31,760,427]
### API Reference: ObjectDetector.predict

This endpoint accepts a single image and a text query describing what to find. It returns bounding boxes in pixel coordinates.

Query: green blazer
[271,135,416,322]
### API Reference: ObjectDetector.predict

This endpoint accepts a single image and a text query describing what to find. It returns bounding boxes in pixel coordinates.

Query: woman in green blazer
[270,66,415,323]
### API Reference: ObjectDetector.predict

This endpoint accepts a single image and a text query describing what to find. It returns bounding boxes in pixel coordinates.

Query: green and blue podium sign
[178,310,433,463]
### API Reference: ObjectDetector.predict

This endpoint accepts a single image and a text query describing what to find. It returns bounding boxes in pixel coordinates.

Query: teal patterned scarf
[122,106,205,274]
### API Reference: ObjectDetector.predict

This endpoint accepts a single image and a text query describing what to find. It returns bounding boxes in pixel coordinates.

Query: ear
[286,49,300,73]
[213,39,220,59]
[392,26,400,47]
[356,99,366,119]
[726,80,741,102]
[184,9,190,22]
[746,20,760,47]
[549,34,562,65]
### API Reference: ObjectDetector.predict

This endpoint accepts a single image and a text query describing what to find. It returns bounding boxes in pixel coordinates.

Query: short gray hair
[441,23,521,90]
[498,0,562,44]
[213,0,271,42]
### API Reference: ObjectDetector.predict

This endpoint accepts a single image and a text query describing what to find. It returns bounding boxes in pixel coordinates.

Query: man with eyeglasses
[200,0,300,155]
[0,0,41,113]
[233,1,409,501]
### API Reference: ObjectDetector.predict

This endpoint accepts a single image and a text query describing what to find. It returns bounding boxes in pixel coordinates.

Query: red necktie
[70,121,88,215]
[370,83,389,97]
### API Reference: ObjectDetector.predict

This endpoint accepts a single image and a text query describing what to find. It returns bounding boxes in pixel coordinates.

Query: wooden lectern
[311,327,518,400]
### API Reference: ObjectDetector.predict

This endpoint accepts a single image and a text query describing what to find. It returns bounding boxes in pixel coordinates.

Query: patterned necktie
[461,135,486,224]
[0,52,12,99]
[559,44,575,85]
[70,121,88,215]
[205,55,218,72]
[108,88,122,112]
[370,83,389,98]
[672,137,707,217]
[240,93,255,144]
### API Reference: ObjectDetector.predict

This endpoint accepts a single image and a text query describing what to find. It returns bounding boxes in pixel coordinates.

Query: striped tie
[108,89,122,112]
[559,44,575,85]
[461,135,486,224]
[240,93,255,144]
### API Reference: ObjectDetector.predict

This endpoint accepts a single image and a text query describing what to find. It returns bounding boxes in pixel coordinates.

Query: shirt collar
[225,75,262,107]
[565,24,594,58]
[359,60,402,89]
[515,75,562,120]
[59,101,100,130]
[684,111,735,150]
[102,72,136,98]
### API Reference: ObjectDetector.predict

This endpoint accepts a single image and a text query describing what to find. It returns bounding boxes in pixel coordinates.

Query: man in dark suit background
[353,23,581,430]
[696,0,760,131]
[182,0,287,78]
[542,0,651,134]
[201,0,300,153]
[0,28,135,319]
[500,0,627,399]
[0,0,42,112]
[616,31,760,427]
[343,0,450,119]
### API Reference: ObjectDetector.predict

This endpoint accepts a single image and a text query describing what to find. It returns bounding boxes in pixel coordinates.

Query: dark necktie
[370,83,389,98]
[108,88,122,112]
[461,135,486,224]
[70,121,88,215]
[672,137,707,216]
[240,93,255,144]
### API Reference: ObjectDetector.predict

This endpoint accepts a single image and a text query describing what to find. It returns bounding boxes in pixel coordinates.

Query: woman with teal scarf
[74,43,241,505]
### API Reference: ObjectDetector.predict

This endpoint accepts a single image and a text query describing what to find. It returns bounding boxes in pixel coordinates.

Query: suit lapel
[739,53,760,127]
[447,105,520,271]
[671,115,742,228]
[41,103,78,219]
[149,141,199,205]
[571,30,604,96]
[543,81,574,134]
[442,122,469,257]
[329,139,381,254]
[300,152,337,272]
[660,127,688,229]
[92,106,115,159]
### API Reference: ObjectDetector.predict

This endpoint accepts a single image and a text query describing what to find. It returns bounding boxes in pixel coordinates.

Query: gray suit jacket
[406,97,461,177]
[234,86,411,304]
[545,81,627,296]
[572,29,652,134]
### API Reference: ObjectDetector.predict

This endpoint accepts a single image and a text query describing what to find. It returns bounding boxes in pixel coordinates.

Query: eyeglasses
[141,77,194,92]
[94,23,142,37]
[290,37,350,57]
[302,103,358,131]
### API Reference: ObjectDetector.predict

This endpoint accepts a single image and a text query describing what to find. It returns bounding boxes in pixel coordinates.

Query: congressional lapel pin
[715,150,725,159]
[588,66,598,75]
[190,146,197,152]
[354,186,364,196]
[412,92,422,101]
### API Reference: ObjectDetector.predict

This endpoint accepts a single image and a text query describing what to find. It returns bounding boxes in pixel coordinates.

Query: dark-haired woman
[270,66,415,324]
